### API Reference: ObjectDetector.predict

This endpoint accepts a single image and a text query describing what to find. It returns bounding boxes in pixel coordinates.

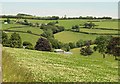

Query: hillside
[3,47,118,82]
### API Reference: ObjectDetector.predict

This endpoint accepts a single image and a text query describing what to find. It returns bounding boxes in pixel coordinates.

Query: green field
[54,31,99,43]
[1,23,26,30]
[3,47,118,82]
[27,19,118,29]
[7,32,40,46]
[8,26,43,35]
[93,21,118,29]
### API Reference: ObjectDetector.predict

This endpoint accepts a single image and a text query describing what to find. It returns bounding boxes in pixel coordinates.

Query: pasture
[54,31,99,43]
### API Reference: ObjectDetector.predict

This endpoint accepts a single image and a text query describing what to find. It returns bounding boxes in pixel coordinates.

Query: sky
[0,2,118,18]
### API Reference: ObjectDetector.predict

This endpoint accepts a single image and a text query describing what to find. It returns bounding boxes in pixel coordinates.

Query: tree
[2,32,9,46]
[34,38,52,51]
[107,37,120,60]
[9,32,22,48]
[95,36,111,58]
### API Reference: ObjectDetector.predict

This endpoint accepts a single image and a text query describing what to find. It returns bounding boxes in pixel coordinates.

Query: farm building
[54,49,64,54]
[54,49,73,54]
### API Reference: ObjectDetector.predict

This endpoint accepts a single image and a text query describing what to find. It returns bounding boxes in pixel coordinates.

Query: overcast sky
[0,2,118,18]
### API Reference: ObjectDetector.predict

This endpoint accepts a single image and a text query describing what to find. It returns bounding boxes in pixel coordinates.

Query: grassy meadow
[54,31,99,43]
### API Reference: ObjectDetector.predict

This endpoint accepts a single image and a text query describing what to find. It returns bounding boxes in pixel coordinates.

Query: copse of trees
[40,22,65,34]
[34,38,52,51]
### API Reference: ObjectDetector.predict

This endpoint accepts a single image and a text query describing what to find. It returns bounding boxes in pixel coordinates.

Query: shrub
[80,46,93,56]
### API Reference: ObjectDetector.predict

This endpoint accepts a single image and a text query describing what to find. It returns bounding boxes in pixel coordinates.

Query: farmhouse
[54,49,64,54]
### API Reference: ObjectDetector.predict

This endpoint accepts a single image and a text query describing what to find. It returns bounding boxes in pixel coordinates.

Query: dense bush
[35,38,52,51]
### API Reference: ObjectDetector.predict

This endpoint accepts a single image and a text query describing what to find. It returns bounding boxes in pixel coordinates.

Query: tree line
[0,14,112,20]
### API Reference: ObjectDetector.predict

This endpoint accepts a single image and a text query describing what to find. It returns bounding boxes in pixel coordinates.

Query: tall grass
[2,49,35,82]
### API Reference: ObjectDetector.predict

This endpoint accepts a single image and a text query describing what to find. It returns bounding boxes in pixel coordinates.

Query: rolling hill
[2,47,118,82]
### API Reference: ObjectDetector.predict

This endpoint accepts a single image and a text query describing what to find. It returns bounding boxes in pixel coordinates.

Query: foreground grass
[3,47,118,82]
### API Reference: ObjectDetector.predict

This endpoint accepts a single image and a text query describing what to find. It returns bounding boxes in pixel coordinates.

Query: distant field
[80,28,118,34]
[93,21,118,29]
[1,18,118,29]
[54,31,99,43]
[7,32,40,46]
[27,19,118,29]
[1,23,26,30]
[3,47,118,82]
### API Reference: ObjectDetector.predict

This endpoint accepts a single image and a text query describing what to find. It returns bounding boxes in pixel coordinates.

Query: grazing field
[54,31,98,43]
[2,47,118,82]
